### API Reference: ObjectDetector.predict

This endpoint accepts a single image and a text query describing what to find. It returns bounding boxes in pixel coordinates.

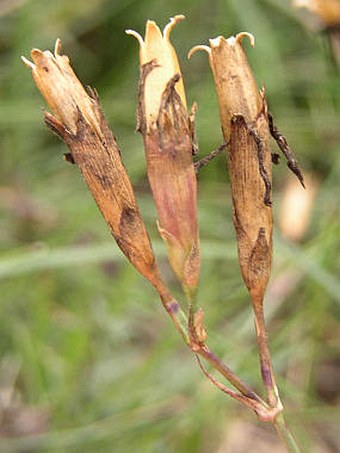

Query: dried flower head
[127,16,200,298]
[22,40,169,298]
[190,33,272,303]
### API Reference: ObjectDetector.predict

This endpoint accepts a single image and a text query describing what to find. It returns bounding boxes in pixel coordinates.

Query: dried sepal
[192,307,207,343]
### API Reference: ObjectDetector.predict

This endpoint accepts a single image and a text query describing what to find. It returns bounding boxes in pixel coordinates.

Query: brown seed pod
[127,17,200,298]
[22,40,169,298]
[190,33,273,303]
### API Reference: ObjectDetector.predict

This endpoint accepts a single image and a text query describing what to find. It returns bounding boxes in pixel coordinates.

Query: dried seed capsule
[22,40,169,298]
[127,16,200,298]
[190,33,272,302]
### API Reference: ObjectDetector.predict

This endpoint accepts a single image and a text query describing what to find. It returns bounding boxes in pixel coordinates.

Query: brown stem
[195,343,267,407]
[154,282,268,409]
[152,279,191,346]
[186,304,265,405]
[195,355,270,418]
[252,295,280,408]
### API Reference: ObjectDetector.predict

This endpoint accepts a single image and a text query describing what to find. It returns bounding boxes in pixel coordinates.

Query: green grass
[1,0,339,451]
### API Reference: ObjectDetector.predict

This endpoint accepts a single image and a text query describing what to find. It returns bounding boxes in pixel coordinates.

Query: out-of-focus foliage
[0,0,339,451]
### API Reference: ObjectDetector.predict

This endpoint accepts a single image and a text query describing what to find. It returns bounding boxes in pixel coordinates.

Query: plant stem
[252,296,301,451]
[157,291,191,345]
[274,412,301,453]
[155,282,266,406]
[197,344,267,406]
[252,295,280,408]
[156,279,301,451]
[195,355,270,416]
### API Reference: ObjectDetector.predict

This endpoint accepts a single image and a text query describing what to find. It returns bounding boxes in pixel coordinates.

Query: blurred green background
[1,0,339,451]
